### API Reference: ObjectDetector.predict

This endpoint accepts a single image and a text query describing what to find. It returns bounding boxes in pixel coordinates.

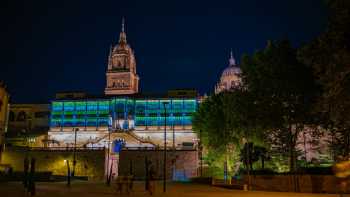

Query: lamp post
[72,128,79,177]
[172,112,176,181]
[106,115,112,185]
[64,160,71,187]
[199,130,203,177]
[173,119,175,150]
[163,101,169,193]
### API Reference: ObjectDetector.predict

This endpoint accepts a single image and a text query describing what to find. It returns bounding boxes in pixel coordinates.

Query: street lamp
[72,128,79,177]
[163,101,169,193]
[173,117,175,150]
[64,160,71,187]
[106,115,112,185]
[199,130,203,177]
[172,105,176,181]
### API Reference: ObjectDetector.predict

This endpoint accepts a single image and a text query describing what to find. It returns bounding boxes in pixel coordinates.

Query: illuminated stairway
[86,132,155,148]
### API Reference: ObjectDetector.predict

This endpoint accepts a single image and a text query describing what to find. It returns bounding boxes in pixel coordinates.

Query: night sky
[1,0,327,103]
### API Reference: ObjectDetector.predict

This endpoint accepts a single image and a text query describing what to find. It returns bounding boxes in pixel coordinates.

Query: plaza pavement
[0,181,344,197]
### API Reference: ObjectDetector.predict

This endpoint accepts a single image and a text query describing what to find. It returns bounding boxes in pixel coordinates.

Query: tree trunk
[245,142,251,190]
[345,132,350,157]
[288,125,299,192]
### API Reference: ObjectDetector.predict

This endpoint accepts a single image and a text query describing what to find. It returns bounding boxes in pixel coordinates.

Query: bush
[237,168,278,175]
[297,167,333,175]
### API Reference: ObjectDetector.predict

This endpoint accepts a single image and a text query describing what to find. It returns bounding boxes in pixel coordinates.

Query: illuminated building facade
[48,97,197,147]
[50,98,196,130]
[48,20,198,148]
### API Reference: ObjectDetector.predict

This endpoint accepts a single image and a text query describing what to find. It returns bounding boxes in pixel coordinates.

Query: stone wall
[118,149,198,180]
[0,148,105,180]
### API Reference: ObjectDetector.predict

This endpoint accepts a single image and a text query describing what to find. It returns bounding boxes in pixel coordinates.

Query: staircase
[82,133,109,147]
[127,130,156,146]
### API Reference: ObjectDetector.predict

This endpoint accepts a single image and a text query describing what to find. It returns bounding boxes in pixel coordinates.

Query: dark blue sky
[1,0,327,103]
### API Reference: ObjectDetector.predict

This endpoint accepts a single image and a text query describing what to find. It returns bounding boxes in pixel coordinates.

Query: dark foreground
[0,181,343,197]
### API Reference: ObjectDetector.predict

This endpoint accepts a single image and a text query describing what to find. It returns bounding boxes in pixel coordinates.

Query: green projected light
[50,98,197,128]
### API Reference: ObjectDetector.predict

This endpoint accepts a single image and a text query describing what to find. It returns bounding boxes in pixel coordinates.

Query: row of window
[8,111,50,122]
[52,100,196,111]
[134,116,192,126]
[51,118,109,127]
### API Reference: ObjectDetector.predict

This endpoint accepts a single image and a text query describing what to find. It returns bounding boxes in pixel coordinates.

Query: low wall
[243,175,350,193]
[118,149,198,180]
[0,147,105,180]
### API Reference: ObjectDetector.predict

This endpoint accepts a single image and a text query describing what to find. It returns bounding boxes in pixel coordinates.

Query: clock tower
[105,19,139,95]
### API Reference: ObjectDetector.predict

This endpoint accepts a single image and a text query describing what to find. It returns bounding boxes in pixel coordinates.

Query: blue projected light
[50,98,198,129]
[113,139,125,153]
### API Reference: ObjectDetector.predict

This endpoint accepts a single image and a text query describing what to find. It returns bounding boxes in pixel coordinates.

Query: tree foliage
[241,40,318,172]
[298,0,350,156]
[193,0,350,178]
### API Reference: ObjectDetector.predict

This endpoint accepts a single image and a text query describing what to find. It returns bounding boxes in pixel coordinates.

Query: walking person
[148,162,156,196]
[28,158,36,196]
[128,174,134,193]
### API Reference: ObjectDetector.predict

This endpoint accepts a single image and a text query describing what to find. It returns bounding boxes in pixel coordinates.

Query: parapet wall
[242,175,350,193]
[0,147,105,180]
[118,149,198,180]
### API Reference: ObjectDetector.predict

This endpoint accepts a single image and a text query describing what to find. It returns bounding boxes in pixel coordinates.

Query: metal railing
[122,146,197,151]
[5,146,105,151]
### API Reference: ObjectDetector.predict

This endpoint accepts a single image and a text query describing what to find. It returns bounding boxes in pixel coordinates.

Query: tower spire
[119,17,127,43]
[229,49,236,66]
[122,17,125,33]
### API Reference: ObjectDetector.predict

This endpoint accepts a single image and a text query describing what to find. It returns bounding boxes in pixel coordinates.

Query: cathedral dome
[221,65,241,78]
[215,51,242,94]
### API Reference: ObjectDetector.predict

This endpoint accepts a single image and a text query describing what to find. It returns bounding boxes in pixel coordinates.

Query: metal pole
[66,160,71,187]
[199,130,203,177]
[106,125,111,185]
[72,128,78,177]
[173,121,175,150]
[163,102,168,193]
[172,119,176,180]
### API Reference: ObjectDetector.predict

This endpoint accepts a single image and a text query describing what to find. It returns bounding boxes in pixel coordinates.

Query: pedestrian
[28,158,36,196]
[148,163,156,196]
[128,174,134,193]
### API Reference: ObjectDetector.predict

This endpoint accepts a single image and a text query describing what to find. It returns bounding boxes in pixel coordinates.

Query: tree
[240,40,318,175]
[240,143,269,170]
[193,93,240,153]
[194,88,267,190]
[298,0,350,157]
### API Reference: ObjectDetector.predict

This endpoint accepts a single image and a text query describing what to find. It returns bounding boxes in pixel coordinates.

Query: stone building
[6,103,50,147]
[46,19,200,178]
[0,81,10,151]
[215,51,242,94]
[105,18,139,95]
[48,20,198,150]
